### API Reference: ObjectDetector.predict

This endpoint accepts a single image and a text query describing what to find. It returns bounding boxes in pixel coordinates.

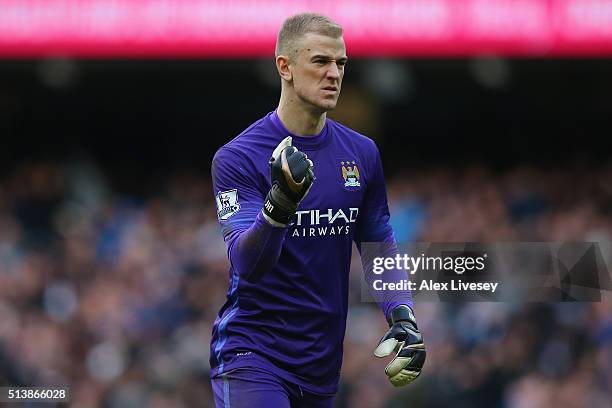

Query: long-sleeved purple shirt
[210,111,412,395]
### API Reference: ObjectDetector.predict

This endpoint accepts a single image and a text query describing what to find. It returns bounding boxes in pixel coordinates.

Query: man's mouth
[322,86,338,92]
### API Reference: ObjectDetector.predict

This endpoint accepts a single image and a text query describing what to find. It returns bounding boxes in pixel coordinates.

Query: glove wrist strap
[263,188,297,225]
[389,305,417,327]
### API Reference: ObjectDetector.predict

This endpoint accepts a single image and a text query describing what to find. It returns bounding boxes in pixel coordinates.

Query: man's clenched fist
[263,136,315,226]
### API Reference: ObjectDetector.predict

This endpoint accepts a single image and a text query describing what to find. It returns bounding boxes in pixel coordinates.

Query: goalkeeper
[210,12,425,408]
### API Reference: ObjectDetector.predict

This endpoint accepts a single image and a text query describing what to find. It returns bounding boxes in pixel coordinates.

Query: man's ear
[276,55,292,81]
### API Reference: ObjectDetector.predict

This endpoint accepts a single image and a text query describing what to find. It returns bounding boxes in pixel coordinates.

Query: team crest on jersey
[216,189,240,220]
[340,160,361,190]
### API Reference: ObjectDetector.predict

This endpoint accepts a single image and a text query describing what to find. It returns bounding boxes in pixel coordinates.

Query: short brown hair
[275,13,343,58]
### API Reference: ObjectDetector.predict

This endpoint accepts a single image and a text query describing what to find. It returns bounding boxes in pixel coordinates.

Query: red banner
[1,0,612,57]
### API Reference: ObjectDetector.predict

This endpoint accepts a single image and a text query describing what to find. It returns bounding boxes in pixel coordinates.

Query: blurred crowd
[0,159,611,408]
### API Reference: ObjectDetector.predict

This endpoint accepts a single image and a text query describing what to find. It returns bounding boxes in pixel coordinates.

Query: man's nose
[327,62,340,79]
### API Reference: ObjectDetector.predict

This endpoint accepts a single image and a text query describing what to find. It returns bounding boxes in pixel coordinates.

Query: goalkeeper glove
[263,136,315,226]
[374,305,426,387]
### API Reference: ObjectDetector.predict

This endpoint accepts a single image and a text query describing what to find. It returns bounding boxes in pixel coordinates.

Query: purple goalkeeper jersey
[210,110,411,395]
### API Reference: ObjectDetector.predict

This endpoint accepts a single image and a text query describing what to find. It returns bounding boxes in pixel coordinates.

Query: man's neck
[277,99,327,136]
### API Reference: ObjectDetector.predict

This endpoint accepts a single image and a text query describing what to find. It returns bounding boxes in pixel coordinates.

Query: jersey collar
[269,110,331,151]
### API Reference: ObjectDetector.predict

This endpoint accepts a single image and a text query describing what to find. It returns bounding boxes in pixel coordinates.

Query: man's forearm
[359,239,413,321]
[225,138,314,283]
[228,211,288,282]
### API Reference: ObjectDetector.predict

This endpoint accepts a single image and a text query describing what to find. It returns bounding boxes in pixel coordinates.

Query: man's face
[289,33,347,112]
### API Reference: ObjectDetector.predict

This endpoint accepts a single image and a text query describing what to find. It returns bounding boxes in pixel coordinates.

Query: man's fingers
[280,148,305,193]
[272,136,293,159]
[388,370,420,387]
[385,352,413,377]
[385,345,425,381]
[374,338,399,357]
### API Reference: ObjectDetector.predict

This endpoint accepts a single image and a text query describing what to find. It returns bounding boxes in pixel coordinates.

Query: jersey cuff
[261,210,290,228]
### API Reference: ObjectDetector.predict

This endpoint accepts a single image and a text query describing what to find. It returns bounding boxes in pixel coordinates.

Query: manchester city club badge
[340,160,361,191]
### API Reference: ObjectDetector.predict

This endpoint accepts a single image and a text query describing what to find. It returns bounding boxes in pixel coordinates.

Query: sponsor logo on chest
[291,207,358,237]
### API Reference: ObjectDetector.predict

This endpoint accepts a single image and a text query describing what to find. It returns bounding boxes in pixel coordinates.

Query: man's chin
[300,95,338,113]
[315,99,338,112]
